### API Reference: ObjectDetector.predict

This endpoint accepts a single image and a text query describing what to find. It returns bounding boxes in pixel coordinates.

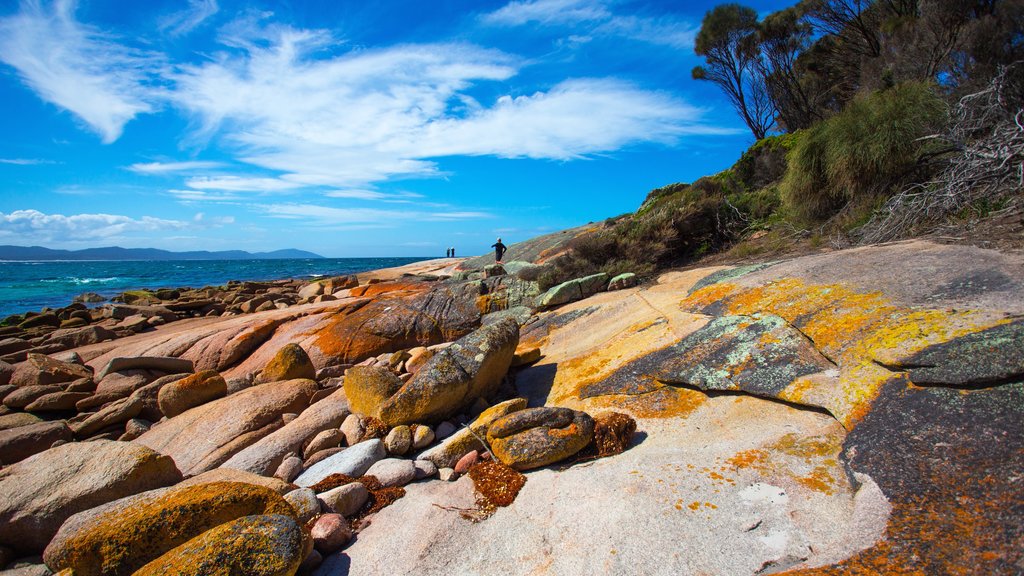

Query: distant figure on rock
[492,238,508,263]
[451,247,456,258]
[446,247,451,258]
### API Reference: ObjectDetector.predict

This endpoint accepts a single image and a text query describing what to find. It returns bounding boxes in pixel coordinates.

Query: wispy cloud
[159,0,219,37]
[169,23,712,187]
[127,160,226,174]
[168,189,243,203]
[0,158,58,165]
[481,0,610,26]
[260,203,491,226]
[184,176,303,192]
[0,209,190,241]
[0,0,163,143]
[481,0,696,49]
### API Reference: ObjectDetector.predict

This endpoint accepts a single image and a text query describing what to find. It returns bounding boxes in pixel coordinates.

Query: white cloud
[0,158,57,165]
[323,189,423,201]
[481,0,696,49]
[421,78,722,159]
[169,25,714,187]
[159,0,219,37]
[184,175,303,192]
[0,209,190,241]
[481,0,610,26]
[127,161,226,174]
[0,0,163,143]
[167,189,242,203]
[260,203,491,225]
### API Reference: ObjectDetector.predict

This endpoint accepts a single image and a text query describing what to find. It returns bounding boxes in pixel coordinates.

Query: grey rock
[295,439,385,487]
[284,488,321,523]
[318,481,369,517]
[413,459,437,480]
[363,458,416,487]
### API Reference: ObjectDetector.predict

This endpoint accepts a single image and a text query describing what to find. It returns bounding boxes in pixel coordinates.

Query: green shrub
[780,81,947,222]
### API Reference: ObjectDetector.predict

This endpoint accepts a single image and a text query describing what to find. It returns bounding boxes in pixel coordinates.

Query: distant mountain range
[0,245,324,261]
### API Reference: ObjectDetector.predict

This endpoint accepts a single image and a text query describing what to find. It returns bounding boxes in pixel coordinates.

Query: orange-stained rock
[342,366,403,419]
[487,407,594,471]
[348,281,427,298]
[135,378,317,476]
[44,481,297,576]
[133,514,306,576]
[374,318,519,426]
[0,440,181,555]
[256,343,316,384]
[157,370,227,418]
[310,285,480,365]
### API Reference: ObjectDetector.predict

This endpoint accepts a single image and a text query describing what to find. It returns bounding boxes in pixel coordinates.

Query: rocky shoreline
[0,241,1021,575]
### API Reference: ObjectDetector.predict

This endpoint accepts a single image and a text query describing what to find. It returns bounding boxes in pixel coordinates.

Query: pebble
[319,481,370,517]
[304,428,345,459]
[438,467,457,481]
[363,458,416,487]
[411,424,435,449]
[384,425,412,456]
[311,513,352,554]
[454,450,479,475]
[413,459,437,480]
[435,421,456,440]
[340,413,365,447]
[284,488,320,523]
[274,455,304,483]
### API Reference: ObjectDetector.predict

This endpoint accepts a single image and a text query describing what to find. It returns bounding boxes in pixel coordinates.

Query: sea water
[0,257,429,318]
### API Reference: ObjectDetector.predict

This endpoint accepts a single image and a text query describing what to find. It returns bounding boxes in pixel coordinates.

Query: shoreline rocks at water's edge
[0,243,1021,575]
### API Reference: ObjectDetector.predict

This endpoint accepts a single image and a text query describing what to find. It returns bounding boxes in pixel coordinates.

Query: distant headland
[0,245,324,261]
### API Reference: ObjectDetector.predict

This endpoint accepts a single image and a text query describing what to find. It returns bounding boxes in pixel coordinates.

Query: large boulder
[351,318,519,426]
[3,384,63,409]
[256,344,316,383]
[486,407,595,471]
[0,420,72,464]
[219,387,350,476]
[308,285,480,365]
[343,366,404,418]
[10,353,92,387]
[43,481,296,576]
[42,325,116,350]
[134,378,317,476]
[0,440,181,554]
[133,514,306,576]
[97,356,194,380]
[157,370,227,418]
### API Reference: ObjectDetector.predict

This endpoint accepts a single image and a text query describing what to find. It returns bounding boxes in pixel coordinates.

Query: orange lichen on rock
[349,281,428,298]
[682,279,1008,427]
[43,482,296,576]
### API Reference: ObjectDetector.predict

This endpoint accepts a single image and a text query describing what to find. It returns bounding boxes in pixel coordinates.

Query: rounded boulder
[157,370,227,418]
[257,344,316,384]
[43,481,296,576]
[133,514,306,576]
[486,407,595,471]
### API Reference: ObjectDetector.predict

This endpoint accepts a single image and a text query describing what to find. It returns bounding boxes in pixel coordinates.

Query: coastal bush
[780,81,947,222]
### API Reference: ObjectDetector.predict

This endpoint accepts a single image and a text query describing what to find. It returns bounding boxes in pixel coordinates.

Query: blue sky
[0,0,791,257]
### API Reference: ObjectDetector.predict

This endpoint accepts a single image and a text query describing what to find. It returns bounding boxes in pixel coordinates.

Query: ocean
[0,257,430,318]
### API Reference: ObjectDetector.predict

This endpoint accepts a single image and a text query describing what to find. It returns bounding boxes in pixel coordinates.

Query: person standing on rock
[491,238,507,263]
